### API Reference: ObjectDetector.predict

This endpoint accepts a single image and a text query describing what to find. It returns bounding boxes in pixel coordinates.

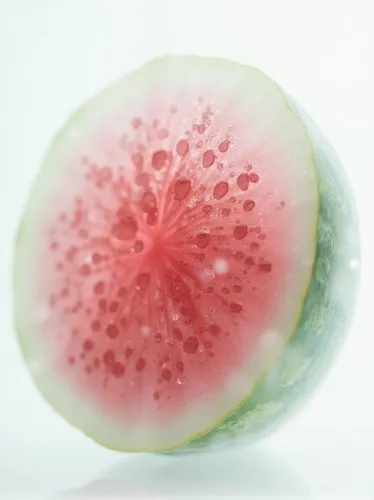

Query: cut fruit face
[14,56,318,451]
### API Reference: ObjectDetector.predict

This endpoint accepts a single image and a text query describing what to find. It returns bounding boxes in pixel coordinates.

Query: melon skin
[13,56,360,453]
[186,95,360,452]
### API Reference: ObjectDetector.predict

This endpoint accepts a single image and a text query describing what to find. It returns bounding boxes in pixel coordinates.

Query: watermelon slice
[13,56,360,452]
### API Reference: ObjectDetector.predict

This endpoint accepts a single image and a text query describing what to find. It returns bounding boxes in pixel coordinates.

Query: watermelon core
[14,56,359,452]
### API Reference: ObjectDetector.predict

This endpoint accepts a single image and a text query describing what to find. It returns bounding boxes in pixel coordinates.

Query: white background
[1,1,373,498]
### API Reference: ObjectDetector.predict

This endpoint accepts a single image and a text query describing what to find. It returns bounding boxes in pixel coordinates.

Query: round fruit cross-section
[14,56,358,452]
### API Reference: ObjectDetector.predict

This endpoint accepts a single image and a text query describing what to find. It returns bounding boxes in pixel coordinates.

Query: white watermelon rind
[13,56,359,453]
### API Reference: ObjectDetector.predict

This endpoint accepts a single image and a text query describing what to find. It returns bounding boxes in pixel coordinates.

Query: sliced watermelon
[13,56,360,452]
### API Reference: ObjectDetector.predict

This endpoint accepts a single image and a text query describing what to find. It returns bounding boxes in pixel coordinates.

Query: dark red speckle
[183,336,199,354]
[258,261,272,273]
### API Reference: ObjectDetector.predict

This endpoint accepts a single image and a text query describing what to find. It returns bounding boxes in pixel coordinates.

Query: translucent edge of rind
[178,94,361,454]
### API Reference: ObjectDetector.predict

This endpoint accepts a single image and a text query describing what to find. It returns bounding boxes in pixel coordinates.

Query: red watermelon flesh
[15,57,320,450]
[39,102,297,419]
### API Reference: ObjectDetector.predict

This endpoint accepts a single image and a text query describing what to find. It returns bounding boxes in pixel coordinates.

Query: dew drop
[176,139,189,156]
[136,357,146,371]
[136,173,149,186]
[195,232,210,249]
[147,210,158,226]
[245,257,255,267]
[112,217,138,241]
[172,327,183,341]
[183,336,199,354]
[202,150,216,168]
[132,153,144,169]
[218,139,230,153]
[103,349,115,364]
[140,191,157,213]
[161,368,172,381]
[209,324,220,336]
[197,123,206,134]
[152,150,168,170]
[134,240,144,253]
[111,362,125,378]
[176,360,184,373]
[233,225,248,240]
[158,128,169,139]
[213,181,229,200]
[137,273,150,291]
[174,178,191,201]
[230,302,243,313]
[243,200,255,212]
[237,173,250,191]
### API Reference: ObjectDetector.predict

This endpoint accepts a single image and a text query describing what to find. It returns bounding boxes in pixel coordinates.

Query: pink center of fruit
[37,98,292,422]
